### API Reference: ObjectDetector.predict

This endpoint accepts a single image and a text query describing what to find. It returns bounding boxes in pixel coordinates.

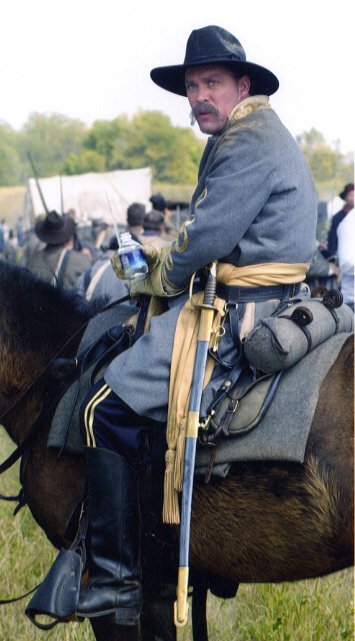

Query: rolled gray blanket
[244,298,354,373]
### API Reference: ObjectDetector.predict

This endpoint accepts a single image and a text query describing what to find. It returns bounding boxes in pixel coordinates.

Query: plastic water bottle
[118,231,148,280]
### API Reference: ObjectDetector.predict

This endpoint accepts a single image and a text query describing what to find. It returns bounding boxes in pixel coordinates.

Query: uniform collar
[206,95,271,146]
[227,95,270,126]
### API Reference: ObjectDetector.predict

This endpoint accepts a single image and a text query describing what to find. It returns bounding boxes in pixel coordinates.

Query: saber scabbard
[174,262,217,627]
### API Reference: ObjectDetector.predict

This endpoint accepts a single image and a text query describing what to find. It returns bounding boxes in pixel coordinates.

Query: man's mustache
[190,102,221,125]
[193,103,220,118]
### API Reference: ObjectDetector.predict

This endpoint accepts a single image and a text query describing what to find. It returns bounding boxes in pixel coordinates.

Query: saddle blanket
[47,306,351,469]
[195,332,351,474]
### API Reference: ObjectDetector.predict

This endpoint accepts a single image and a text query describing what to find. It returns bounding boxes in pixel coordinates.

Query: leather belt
[216,282,301,348]
[216,282,301,303]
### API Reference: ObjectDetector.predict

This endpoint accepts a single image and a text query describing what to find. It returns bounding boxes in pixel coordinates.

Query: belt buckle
[227,398,239,414]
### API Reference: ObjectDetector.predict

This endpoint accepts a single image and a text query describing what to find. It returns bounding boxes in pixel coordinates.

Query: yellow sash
[163,261,309,524]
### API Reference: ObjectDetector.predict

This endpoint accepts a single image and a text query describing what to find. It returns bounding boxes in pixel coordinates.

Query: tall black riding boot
[76,446,142,625]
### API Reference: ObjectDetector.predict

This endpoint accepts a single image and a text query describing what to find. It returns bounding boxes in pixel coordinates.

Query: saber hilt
[203,263,217,306]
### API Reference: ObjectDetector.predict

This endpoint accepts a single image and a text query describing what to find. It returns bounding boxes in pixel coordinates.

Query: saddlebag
[200,370,282,443]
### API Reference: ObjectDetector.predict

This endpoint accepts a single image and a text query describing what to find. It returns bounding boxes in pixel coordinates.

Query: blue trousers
[80,378,161,466]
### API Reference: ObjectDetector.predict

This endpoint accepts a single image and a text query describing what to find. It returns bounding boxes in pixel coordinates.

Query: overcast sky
[0,0,353,153]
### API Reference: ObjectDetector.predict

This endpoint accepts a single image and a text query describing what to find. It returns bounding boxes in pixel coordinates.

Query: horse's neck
[1,317,86,446]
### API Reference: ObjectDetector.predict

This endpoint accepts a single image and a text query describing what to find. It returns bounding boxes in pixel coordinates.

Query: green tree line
[0,110,204,187]
[0,111,352,192]
[296,128,353,195]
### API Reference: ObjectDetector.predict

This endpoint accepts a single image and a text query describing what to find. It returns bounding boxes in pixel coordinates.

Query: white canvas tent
[24,167,152,229]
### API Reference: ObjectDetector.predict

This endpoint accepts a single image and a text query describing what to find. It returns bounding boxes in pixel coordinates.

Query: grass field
[0,428,353,641]
[0,186,26,226]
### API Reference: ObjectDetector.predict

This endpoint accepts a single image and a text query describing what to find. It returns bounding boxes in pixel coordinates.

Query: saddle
[48,294,353,473]
[47,314,281,464]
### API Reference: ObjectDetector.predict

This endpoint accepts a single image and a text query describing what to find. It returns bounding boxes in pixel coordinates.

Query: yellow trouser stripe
[83,383,112,447]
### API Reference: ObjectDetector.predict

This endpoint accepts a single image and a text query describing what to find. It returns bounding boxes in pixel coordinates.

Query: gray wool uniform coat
[26,244,91,289]
[76,252,131,303]
[105,97,317,422]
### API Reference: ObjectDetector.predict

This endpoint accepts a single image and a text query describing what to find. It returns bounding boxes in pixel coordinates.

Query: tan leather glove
[110,245,160,280]
[130,246,186,298]
[110,251,126,279]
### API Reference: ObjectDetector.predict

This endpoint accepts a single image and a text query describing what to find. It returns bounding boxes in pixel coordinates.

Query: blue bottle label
[120,247,148,278]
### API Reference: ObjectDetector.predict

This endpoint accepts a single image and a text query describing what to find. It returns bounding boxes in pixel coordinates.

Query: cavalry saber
[175,261,217,627]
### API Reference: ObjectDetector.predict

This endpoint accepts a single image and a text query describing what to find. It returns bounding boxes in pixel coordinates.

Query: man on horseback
[76,25,317,630]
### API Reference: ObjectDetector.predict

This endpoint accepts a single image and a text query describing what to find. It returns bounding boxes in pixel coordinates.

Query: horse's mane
[0,261,97,353]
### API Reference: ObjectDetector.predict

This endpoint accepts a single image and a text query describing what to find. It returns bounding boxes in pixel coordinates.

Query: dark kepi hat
[150,25,279,97]
[149,193,167,212]
[34,211,76,245]
[339,183,354,200]
[143,210,165,232]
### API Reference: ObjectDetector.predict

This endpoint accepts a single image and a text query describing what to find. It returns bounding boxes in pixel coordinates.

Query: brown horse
[0,261,353,641]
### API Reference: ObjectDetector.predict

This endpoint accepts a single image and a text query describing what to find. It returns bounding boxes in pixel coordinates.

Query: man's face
[185,65,249,134]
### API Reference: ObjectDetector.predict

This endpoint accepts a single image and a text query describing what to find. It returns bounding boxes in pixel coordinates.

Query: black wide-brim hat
[35,210,76,245]
[339,183,354,200]
[151,25,279,97]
